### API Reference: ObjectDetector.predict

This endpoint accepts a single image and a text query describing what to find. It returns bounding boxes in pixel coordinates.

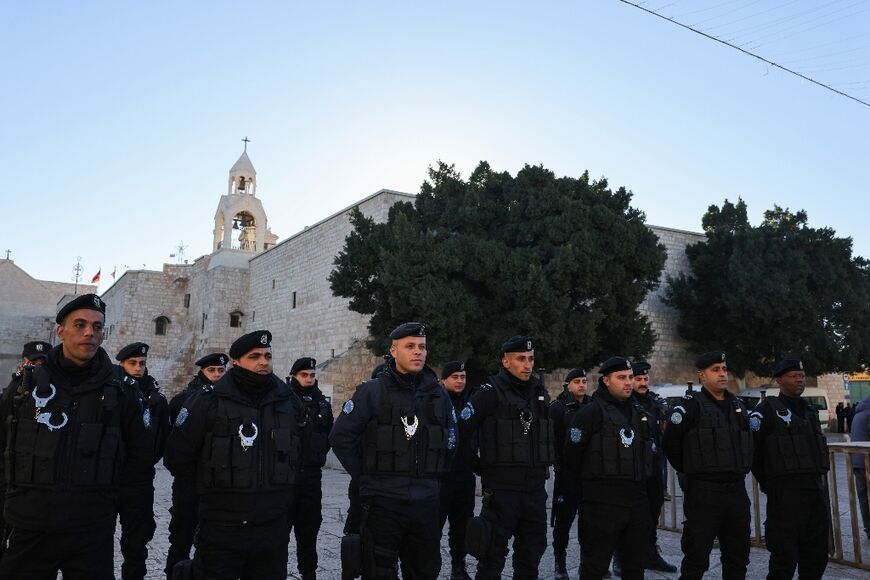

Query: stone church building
[1,150,846,413]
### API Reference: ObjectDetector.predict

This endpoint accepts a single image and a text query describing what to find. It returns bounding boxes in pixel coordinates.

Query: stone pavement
[117,461,867,579]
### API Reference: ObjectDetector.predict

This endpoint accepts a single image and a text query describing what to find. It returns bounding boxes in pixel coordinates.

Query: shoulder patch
[670,411,683,425]
[460,402,475,420]
[175,407,189,427]
[343,400,354,414]
[569,427,582,444]
[749,412,762,432]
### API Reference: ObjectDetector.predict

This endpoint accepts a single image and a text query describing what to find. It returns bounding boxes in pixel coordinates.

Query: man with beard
[115,342,171,580]
[626,360,676,574]
[565,357,654,580]
[330,322,455,579]
[663,351,752,580]
[0,294,151,580]
[458,336,554,580]
[438,360,476,580]
[752,358,830,580]
[549,368,592,579]
[288,356,334,580]
[164,330,303,579]
[163,352,228,578]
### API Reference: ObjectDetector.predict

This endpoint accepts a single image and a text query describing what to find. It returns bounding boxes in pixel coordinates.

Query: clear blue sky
[3,1,868,288]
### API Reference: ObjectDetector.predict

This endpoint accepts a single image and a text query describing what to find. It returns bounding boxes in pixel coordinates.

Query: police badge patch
[175,407,189,427]
[670,411,683,425]
[343,400,354,414]
[749,412,762,432]
[143,408,151,429]
[460,403,474,420]
[569,427,582,443]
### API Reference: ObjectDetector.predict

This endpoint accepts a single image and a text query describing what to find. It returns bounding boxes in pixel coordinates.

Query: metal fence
[657,442,870,571]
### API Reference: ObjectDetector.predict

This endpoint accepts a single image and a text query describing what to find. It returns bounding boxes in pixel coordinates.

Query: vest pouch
[792,431,813,470]
[10,418,38,484]
[32,421,63,485]
[391,426,411,473]
[208,436,232,488]
[271,427,292,484]
[537,419,554,464]
[309,432,328,467]
[816,434,830,471]
[72,423,102,485]
[95,425,121,485]
[230,435,254,488]
[376,425,396,472]
[425,425,444,473]
[696,429,716,467]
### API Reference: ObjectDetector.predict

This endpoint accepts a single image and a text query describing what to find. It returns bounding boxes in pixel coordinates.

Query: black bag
[341,533,362,579]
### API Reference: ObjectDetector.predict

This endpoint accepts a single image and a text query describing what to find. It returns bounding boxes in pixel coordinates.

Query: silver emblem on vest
[619,427,635,448]
[36,411,69,432]
[519,409,533,435]
[239,423,259,450]
[32,383,57,417]
[775,408,792,425]
[401,415,418,440]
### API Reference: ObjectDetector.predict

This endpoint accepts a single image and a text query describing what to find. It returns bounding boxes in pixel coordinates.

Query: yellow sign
[848,372,870,382]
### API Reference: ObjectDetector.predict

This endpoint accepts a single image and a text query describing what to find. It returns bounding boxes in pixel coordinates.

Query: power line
[617,0,870,108]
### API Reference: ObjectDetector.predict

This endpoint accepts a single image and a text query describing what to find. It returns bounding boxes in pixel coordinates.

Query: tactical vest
[682,394,752,475]
[6,368,125,489]
[581,397,654,481]
[479,379,555,469]
[762,397,829,477]
[197,393,300,492]
[299,394,331,468]
[362,377,450,477]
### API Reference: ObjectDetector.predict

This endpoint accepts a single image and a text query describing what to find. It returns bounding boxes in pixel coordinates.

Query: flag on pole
[91,269,101,284]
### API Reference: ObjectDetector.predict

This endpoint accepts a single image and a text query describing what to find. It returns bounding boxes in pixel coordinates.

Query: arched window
[154,316,170,336]
[230,311,244,328]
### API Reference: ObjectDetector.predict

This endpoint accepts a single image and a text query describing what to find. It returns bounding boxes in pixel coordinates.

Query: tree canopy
[329,161,667,374]
[665,199,870,378]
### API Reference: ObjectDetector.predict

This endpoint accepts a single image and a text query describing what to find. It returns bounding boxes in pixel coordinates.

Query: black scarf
[52,345,101,385]
[230,365,274,400]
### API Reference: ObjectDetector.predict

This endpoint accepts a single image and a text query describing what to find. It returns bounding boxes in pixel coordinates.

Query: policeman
[662,351,752,580]
[115,342,171,580]
[459,336,554,580]
[288,356,334,580]
[439,360,476,580]
[163,351,228,578]
[330,322,455,579]
[549,367,591,580]
[628,360,676,573]
[564,357,653,580]
[751,358,829,580]
[164,330,303,579]
[0,294,151,580]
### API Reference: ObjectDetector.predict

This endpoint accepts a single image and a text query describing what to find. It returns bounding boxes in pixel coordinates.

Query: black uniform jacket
[163,370,302,525]
[444,387,476,481]
[121,371,170,479]
[329,363,456,502]
[0,346,151,532]
[168,373,210,427]
[291,378,334,476]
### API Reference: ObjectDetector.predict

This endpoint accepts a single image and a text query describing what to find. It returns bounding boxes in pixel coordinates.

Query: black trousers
[764,485,829,580]
[580,497,649,580]
[118,484,157,580]
[476,487,547,580]
[290,471,324,576]
[551,489,582,560]
[0,524,115,580]
[680,480,750,580]
[165,480,200,578]
[439,476,476,561]
[193,517,290,580]
[361,495,442,580]
[646,467,666,557]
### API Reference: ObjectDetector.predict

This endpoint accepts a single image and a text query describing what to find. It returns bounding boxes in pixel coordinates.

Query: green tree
[665,199,870,380]
[329,161,667,374]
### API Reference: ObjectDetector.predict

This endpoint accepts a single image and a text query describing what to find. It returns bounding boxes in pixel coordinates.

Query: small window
[230,311,244,328]
[184,293,191,308]
[292,292,297,309]
[201,313,207,332]
[252,311,256,322]
[155,316,170,336]
[272,279,276,290]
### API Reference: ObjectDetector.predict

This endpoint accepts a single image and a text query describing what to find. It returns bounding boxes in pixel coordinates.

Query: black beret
[371,362,387,379]
[195,352,228,367]
[291,357,317,376]
[631,361,651,376]
[773,358,804,377]
[599,356,633,376]
[116,342,149,361]
[56,293,106,324]
[441,360,466,379]
[389,322,426,340]
[22,341,52,360]
[563,368,586,383]
[501,336,534,354]
[229,330,272,359]
[695,351,726,370]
